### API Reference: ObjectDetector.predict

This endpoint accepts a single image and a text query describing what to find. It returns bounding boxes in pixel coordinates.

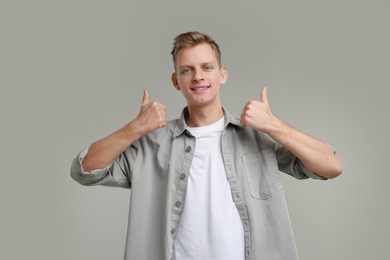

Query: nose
[192,68,204,82]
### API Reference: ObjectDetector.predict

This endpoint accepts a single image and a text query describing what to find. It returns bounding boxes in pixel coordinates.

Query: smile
[190,86,210,91]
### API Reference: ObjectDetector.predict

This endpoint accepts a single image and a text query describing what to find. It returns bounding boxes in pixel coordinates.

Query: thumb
[141,89,149,106]
[260,86,269,105]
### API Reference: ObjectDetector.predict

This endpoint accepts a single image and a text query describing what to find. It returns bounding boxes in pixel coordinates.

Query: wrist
[120,119,144,143]
[266,117,288,139]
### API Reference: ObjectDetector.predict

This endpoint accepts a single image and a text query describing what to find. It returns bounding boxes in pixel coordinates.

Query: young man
[71,31,342,260]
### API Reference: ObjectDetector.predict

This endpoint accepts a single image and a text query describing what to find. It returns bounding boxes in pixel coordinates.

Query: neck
[186,104,224,127]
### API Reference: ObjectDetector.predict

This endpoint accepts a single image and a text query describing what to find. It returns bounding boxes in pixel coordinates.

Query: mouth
[190,86,210,92]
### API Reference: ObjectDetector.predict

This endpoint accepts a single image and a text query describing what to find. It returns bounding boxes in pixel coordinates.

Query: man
[71,31,342,260]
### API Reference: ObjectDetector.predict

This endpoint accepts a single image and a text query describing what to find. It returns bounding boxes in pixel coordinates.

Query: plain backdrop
[1,0,389,259]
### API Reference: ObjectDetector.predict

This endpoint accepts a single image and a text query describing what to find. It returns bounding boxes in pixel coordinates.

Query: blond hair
[171,31,222,68]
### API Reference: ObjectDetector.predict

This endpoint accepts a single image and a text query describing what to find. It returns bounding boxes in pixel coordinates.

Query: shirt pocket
[242,148,282,200]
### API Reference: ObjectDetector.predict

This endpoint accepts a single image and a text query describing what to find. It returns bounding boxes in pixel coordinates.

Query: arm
[240,87,342,179]
[82,89,166,172]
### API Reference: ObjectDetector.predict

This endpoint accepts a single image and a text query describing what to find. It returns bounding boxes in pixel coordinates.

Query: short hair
[171,31,222,68]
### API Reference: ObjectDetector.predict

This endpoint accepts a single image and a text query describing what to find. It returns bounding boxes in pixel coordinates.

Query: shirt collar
[173,107,243,139]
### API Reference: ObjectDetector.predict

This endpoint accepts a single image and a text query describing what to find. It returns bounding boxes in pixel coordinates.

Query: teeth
[192,87,208,91]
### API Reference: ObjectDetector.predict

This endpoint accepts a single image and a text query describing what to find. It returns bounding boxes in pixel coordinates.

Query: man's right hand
[82,89,166,172]
[133,89,167,137]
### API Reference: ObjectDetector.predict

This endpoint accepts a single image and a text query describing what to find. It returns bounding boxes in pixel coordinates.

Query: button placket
[170,136,195,241]
[221,128,251,259]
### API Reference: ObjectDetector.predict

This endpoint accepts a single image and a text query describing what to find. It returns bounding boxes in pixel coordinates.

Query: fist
[240,87,279,134]
[136,89,166,136]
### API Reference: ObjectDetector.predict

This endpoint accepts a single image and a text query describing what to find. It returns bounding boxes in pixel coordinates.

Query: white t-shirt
[174,117,245,260]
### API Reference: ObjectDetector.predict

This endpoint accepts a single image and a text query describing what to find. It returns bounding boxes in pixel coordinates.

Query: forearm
[268,118,343,179]
[82,120,143,172]
[80,89,166,172]
[240,87,342,179]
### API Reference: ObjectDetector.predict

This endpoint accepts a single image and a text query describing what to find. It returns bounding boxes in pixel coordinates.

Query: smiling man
[171,42,227,126]
[71,31,342,260]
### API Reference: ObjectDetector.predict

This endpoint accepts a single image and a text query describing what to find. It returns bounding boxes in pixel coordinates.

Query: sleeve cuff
[78,145,111,175]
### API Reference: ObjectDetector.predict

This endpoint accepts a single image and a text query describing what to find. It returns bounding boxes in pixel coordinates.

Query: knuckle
[150,102,159,108]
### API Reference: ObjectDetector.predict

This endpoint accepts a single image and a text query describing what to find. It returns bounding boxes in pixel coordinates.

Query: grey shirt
[71,107,326,260]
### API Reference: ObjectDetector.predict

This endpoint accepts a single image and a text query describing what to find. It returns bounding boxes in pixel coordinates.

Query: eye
[180,68,191,74]
[203,65,213,71]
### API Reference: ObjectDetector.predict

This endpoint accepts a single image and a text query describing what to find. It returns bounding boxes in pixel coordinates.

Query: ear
[171,72,181,90]
[220,66,228,85]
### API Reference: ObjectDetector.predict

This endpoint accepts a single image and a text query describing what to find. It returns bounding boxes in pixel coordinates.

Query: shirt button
[186,146,192,152]
[171,228,176,234]
[180,173,186,180]
[175,201,182,207]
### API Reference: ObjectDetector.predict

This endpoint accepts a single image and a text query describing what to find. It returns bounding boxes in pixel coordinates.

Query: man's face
[172,43,228,109]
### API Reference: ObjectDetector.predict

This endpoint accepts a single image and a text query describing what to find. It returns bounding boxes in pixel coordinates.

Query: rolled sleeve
[275,143,327,180]
[70,145,112,186]
[70,145,131,188]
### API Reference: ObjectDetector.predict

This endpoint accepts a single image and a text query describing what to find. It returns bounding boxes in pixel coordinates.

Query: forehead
[175,43,218,67]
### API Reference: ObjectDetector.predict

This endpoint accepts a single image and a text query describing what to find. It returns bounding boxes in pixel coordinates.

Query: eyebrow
[178,61,217,69]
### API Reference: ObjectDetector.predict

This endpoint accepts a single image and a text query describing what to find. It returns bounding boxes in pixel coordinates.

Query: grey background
[1,0,389,259]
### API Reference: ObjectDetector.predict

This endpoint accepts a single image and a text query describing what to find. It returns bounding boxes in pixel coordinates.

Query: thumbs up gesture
[240,87,282,134]
[134,89,167,136]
